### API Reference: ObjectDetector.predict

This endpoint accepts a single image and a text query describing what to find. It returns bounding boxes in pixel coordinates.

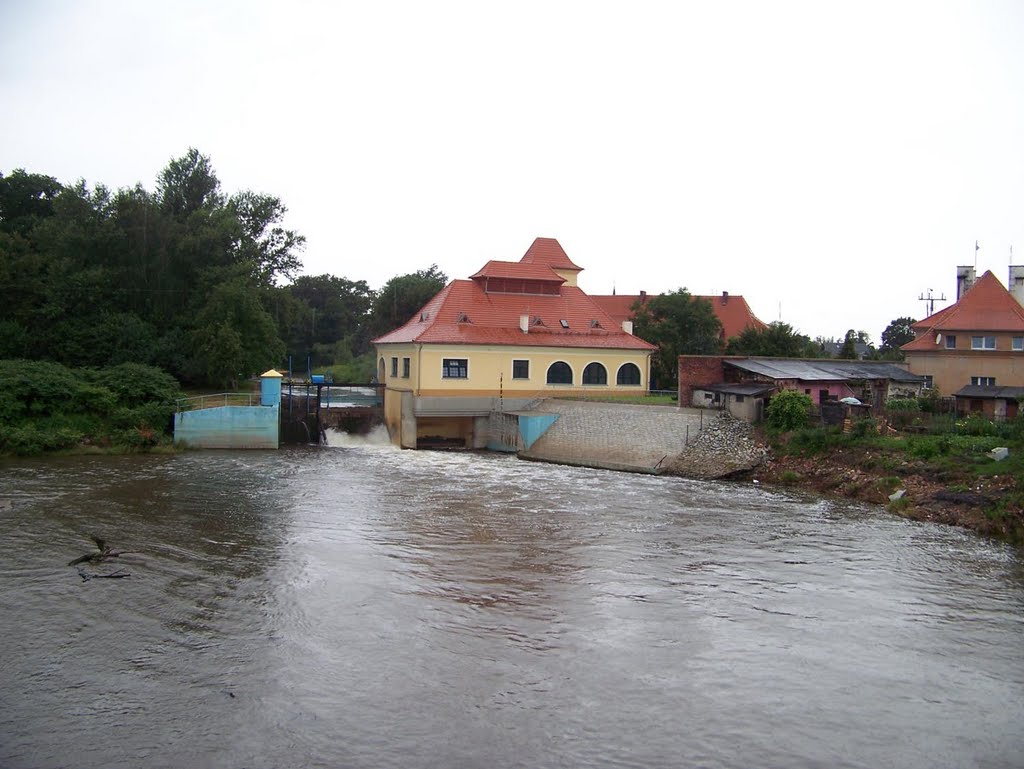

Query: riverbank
[744,437,1024,546]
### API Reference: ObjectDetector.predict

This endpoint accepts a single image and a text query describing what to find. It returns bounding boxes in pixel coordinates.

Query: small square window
[945,335,956,349]
[922,375,934,389]
[735,394,745,403]
[402,358,410,378]
[442,358,468,379]
[390,357,398,377]
[1013,336,1024,351]
[512,359,529,380]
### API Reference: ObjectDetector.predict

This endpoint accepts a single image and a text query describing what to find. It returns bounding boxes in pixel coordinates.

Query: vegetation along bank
[739,390,1024,546]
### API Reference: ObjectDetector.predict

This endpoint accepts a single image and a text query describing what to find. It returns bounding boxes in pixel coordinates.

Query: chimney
[519,314,529,333]
[956,265,976,300]
[721,291,729,305]
[622,320,634,335]
[1010,265,1024,307]
[639,290,647,304]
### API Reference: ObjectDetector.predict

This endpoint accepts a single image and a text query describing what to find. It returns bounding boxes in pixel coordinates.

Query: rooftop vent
[457,312,469,323]
[533,316,544,326]
[419,311,430,321]
[590,319,601,328]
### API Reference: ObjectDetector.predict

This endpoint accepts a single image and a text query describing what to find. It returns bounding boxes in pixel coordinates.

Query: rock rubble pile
[664,412,769,480]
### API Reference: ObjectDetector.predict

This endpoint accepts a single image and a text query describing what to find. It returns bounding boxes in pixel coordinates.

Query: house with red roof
[372,238,656,448]
[591,290,767,346]
[902,267,1024,416]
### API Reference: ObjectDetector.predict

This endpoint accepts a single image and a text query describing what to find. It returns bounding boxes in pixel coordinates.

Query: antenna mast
[918,288,945,317]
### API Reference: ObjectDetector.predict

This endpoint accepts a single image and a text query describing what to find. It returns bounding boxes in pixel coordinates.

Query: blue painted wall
[519,413,559,450]
[175,405,279,449]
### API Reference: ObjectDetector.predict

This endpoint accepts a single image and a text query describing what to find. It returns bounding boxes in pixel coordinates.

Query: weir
[174,373,384,449]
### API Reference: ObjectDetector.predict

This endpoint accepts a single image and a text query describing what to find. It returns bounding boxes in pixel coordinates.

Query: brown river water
[1,436,1022,769]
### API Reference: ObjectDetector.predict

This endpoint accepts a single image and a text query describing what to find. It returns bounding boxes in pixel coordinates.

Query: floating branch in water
[77,567,130,581]
[67,534,133,567]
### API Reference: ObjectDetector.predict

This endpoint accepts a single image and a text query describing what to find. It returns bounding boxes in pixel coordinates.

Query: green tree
[284,274,374,357]
[228,190,305,287]
[190,279,285,388]
[367,265,448,340]
[879,316,916,359]
[632,289,722,389]
[765,389,812,432]
[0,169,62,237]
[725,321,813,357]
[838,329,859,359]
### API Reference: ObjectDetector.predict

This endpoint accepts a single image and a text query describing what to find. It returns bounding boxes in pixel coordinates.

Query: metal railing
[175,392,261,412]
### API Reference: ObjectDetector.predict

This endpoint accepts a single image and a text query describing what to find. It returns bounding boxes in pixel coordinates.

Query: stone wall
[519,400,719,474]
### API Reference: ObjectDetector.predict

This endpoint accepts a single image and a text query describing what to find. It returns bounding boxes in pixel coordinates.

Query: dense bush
[765,389,813,432]
[0,359,182,455]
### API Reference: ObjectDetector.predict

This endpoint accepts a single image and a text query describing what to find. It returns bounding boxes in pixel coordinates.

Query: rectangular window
[390,357,398,377]
[735,394,745,403]
[921,375,934,389]
[945,335,956,349]
[442,358,468,379]
[402,358,410,378]
[971,336,996,350]
[512,359,529,380]
[1013,336,1024,351]
[970,376,996,386]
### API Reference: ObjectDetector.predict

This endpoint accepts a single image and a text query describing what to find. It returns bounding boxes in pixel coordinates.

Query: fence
[175,393,261,412]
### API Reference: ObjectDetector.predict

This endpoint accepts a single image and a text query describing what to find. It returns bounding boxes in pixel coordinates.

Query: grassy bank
[753,417,1024,545]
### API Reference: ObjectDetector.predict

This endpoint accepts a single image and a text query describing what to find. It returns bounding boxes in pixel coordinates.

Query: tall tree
[156,148,224,220]
[725,322,815,357]
[838,329,859,359]
[228,190,305,287]
[0,170,62,237]
[190,278,285,388]
[879,316,916,359]
[632,289,722,389]
[283,274,373,355]
[367,265,448,339]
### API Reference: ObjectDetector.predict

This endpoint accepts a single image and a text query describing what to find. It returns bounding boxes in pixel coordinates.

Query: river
[1,438,1022,769]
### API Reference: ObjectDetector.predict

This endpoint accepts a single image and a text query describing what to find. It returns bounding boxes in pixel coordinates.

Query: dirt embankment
[745,443,1023,544]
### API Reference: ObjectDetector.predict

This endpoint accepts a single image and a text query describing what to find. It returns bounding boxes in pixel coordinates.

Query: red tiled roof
[591,293,767,340]
[519,237,582,272]
[470,260,565,282]
[903,270,1024,351]
[373,279,655,350]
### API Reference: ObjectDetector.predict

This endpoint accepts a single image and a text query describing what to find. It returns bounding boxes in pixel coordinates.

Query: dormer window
[420,311,430,321]
[532,316,544,326]
[457,312,469,323]
[590,319,601,328]
[559,319,570,328]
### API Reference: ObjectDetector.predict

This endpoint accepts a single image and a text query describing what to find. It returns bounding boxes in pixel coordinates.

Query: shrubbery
[765,389,813,432]
[0,359,182,455]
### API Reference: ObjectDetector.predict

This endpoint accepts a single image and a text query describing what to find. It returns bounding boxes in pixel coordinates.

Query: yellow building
[373,238,656,448]
[902,268,1024,410]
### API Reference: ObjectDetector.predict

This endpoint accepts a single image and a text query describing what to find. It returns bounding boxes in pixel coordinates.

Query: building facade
[373,238,656,448]
[902,267,1024,397]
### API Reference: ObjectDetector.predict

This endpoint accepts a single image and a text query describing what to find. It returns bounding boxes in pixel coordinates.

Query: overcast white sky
[3,1,1023,343]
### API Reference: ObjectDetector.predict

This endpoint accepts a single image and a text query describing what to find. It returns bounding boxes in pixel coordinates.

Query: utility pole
[918,288,946,317]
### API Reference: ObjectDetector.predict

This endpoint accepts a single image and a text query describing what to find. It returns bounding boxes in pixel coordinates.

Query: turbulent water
[1,438,1022,769]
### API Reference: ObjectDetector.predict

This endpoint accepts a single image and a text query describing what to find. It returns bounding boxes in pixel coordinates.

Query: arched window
[616,362,641,386]
[582,362,608,385]
[378,357,386,383]
[546,361,573,385]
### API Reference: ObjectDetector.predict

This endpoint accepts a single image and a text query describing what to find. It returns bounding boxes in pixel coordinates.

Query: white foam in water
[324,424,393,448]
